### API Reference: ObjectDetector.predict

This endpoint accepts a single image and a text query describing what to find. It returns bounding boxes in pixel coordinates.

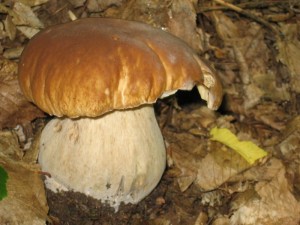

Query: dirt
[46,170,205,225]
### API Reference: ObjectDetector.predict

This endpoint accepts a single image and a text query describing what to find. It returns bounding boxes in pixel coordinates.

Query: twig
[198,0,284,39]
[212,0,283,39]
[197,0,291,13]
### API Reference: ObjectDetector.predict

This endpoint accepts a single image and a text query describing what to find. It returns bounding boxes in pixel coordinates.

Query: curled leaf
[210,127,268,164]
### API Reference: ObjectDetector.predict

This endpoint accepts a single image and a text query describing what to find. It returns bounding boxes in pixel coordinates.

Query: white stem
[39,105,166,210]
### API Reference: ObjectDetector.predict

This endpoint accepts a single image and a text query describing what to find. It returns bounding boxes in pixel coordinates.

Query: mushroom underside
[38,105,166,209]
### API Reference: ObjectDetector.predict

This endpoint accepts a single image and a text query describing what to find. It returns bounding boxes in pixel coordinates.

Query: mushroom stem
[38,105,166,209]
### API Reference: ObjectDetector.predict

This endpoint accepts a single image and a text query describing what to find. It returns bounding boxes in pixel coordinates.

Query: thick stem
[39,105,166,209]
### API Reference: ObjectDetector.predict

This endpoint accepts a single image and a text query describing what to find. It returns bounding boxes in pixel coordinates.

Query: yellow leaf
[210,127,267,164]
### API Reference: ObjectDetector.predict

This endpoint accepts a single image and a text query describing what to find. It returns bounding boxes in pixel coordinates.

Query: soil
[46,170,206,225]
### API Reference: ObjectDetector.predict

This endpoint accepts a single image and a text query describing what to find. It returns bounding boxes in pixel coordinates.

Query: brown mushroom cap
[18,18,222,118]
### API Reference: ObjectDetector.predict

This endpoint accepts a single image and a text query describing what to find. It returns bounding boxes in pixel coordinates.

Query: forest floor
[0,0,300,225]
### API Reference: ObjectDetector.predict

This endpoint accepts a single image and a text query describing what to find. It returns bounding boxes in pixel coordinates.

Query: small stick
[198,1,293,13]
[213,0,283,39]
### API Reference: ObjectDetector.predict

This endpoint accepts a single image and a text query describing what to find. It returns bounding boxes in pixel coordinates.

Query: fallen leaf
[208,11,291,111]
[230,158,300,225]
[4,15,16,41]
[3,46,24,59]
[103,0,207,52]
[0,130,48,224]
[17,0,49,7]
[0,56,17,80]
[250,103,287,131]
[195,141,250,190]
[87,0,123,13]
[168,141,198,192]
[210,127,268,164]
[12,2,44,28]
[277,115,300,193]
[0,155,49,225]
[16,25,40,39]
[0,130,23,160]
[276,23,300,93]
[164,0,205,51]
[212,216,230,225]
[194,211,208,225]
[168,130,251,191]
[0,78,45,129]
[0,57,45,129]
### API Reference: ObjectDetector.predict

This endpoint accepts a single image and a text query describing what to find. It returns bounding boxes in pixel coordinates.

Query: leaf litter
[0,0,299,224]
[0,56,45,130]
[0,129,49,225]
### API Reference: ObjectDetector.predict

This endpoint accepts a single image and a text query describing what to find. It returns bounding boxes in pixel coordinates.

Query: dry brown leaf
[0,58,17,79]
[228,155,281,184]
[278,115,300,157]
[0,78,45,129]
[277,115,300,193]
[0,155,48,225]
[68,0,86,8]
[3,46,24,59]
[12,2,44,28]
[212,216,230,225]
[230,158,300,225]
[250,103,287,131]
[166,108,257,191]
[0,57,45,129]
[16,25,40,39]
[102,0,206,52]
[167,130,250,191]
[194,211,208,225]
[212,216,231,225]
[208,11,291,111]
[148,218,172,225]
[0,130,23,160]
[4,15,16,41]
[0,22,6,41]
[276,22,300,93]
[15,0,49,7]
[167,139,199,192]
[195,141,250,190]
[87,0,123,13]
[163,0,205,51]
[0,130,48,224]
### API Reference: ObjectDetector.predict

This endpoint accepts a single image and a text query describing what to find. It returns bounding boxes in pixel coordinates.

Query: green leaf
[0,166,8,201]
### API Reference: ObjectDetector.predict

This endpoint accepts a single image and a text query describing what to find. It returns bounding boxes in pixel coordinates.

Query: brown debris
[0,57,45,130]
[0,0,300,224]
[0,130,49,225]
[0,156,49,225]
[230,159,300,225]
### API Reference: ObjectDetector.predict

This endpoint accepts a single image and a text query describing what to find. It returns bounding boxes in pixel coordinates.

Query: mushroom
[18,18,223,209]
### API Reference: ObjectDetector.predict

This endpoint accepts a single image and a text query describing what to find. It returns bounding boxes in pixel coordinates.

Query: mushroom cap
[18,18,222,118]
